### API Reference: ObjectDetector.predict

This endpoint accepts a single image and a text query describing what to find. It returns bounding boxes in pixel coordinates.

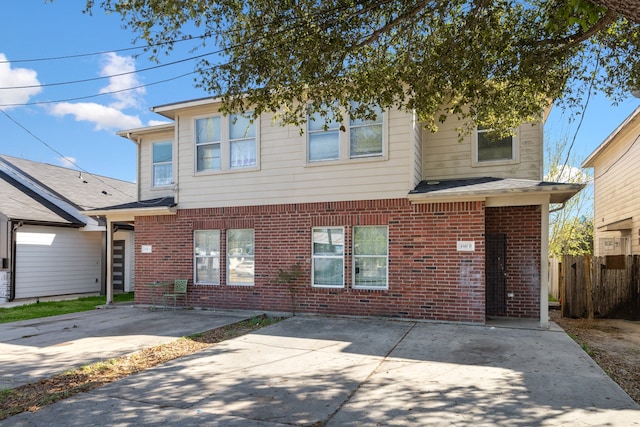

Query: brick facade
[134,199,541,323]
[485,206,542,318]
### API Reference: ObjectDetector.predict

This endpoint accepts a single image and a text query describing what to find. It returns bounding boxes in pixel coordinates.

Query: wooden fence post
[585,255,593,320]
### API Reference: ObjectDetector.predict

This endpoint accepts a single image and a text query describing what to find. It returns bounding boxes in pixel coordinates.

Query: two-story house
[90,97,582,326]
[583,106,640,256]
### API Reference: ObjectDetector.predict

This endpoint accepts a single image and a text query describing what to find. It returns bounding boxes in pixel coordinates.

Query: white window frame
[194,230,221,285]
[352,226,389,290]
[194,113,260,174]
[306,105,387,164]
[227,228,255,286]
[151,141,173,187]
[311,227,345,288]
[472,127,519,166]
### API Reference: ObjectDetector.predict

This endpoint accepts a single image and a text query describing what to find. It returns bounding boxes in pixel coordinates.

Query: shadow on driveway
[3,313,640,426]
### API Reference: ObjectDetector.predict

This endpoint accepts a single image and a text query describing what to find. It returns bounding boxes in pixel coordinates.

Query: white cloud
[545,166,590,184]
[148,120,172,126]
[45,53,146,131]
[0,53,42,110]
[58,157,77,168]
[49,102,142,131]
[99,52,145,110]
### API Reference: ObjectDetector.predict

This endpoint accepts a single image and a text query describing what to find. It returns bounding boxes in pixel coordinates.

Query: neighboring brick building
[89,98,582,326]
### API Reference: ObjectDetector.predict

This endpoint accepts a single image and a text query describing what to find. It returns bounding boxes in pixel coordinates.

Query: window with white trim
[474,126,517,163]
[312,227,344,287]
[152,141,173,187]
[227,229,254,286]
[307,103,384,163]
[194,230,220,285]
[195,113,257,172]
[353,226,388,289]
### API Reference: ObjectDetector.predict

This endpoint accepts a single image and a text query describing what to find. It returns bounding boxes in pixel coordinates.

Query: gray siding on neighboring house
[14,225,102,298]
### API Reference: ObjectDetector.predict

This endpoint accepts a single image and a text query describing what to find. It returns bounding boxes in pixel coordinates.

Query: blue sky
[1,1,639,184]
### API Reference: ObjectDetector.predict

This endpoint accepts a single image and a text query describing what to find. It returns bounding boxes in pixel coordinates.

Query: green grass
[548,294,559,302]
[0,293,134,324]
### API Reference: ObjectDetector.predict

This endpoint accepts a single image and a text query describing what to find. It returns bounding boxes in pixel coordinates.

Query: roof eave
[82,205,177,218]
[582,105,640,168]
[151,96,223,119]
[407,184,585,205]
[116,123,176,141]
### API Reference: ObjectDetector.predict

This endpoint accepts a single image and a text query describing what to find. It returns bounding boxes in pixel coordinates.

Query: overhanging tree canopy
[83,0,640,135]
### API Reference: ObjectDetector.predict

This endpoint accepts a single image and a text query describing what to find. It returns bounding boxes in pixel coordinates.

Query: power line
[0,109,136,201]
[0,34,209,64]
[0,71,196,108]
[0,50,219,90]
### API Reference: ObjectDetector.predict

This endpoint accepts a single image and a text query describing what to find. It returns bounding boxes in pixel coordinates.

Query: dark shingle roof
[0,155,136,225]
[96,197,176,211]
[410,177,584,204]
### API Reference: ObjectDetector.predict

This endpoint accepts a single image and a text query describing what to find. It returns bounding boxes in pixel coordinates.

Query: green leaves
[84,0,640,135]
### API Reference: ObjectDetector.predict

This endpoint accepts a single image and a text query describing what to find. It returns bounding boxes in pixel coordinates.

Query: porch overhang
[598,217,633,231]
[408,177,584,206]
[81,197,177,222]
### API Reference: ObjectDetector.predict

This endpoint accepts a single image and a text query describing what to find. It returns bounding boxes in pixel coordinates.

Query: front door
[486,233,506,318]
[112,240,125,292]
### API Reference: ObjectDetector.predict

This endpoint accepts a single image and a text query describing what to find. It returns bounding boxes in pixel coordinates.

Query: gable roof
[0,155,136,226]
[582,106,640,168]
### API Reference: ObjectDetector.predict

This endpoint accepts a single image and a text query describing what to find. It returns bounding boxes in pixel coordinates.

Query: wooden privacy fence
[558,255,640,319]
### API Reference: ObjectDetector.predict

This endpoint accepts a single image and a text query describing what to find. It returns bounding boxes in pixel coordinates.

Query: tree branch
[590,0,640,24]
[538,10,618,49]
[354,0,433,48]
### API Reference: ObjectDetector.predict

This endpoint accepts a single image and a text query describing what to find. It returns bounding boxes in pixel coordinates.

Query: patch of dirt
[550,309,640,404]
[0,315,284,421]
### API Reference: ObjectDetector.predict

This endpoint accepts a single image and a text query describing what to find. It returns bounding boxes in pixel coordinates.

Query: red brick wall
[485,206,541,318]
[134,199,488,322]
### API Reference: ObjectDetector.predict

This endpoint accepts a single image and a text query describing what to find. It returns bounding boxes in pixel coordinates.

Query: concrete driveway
[1,307,639,426]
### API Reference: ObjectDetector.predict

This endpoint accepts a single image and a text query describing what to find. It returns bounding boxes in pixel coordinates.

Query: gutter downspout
[106,218,114,305]
[540,203,550,329]
[8,220,23,302]
[549,201,566,214]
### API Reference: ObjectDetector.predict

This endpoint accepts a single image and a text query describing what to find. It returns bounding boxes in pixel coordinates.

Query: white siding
[412,116,423,187]
[168,105,415,209]
[15,225,102,298]
[139,130,176,202]
[422,116,542,181]
[590,120,640,255]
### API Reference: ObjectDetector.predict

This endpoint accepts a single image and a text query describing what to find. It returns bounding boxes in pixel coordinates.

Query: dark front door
[486,233,507,318]
[113,240,125,292]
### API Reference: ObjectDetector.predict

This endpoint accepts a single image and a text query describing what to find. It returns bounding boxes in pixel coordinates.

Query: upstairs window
[229,114,257,168]
[152,141,172,187]
[196,116,222,171]
[474,127,517,163]
[307,103,384,163]
[195,113,257,173]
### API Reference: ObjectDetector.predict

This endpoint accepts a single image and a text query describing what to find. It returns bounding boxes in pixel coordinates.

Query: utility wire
[0,34,209,64]
[0,109,135,200]
[0,71,196,107]
[0,0,392,93]
[0,50,218,90]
